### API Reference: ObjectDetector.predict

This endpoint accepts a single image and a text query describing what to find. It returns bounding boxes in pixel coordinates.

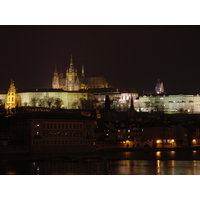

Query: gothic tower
[155,78,164,94]
[66,55,80,91]
[80,64,86,89]
[52,65,60,89]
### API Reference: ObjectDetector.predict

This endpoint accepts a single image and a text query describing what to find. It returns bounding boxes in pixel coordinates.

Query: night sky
[1,25,200,94]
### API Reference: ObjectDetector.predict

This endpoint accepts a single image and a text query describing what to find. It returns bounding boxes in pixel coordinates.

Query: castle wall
[19,92,89,109]
[0,94,6,104]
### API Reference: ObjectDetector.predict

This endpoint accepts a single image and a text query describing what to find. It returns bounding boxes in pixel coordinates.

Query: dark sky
[1,25,200,94]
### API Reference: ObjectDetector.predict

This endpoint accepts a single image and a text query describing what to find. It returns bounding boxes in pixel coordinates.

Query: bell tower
[52,65,60,89]
[5,80,21,110]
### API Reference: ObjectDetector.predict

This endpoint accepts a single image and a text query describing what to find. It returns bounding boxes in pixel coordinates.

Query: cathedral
[52,55,109,91]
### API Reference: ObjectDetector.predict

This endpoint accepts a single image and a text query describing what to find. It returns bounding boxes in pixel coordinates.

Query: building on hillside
[136,94,200,113]
[52,55,109,91]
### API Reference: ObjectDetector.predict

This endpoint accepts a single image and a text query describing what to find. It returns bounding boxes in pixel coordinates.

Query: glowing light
[171,139,175,143]
[192,139,197,144]
[156,139,162,143]
[156,151,161,157]
[7,171,15,175]
[170,151,176,156]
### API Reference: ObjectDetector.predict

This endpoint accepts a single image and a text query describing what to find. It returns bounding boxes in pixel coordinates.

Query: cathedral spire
[81,64,85,78]
[59,65,64,78]
[69,54,74,72]
[52,65,59,89]
[54,65,58,74]
[155,78,164,94]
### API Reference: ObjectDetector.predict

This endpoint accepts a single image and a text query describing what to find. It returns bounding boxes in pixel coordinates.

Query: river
[1,150,200,175]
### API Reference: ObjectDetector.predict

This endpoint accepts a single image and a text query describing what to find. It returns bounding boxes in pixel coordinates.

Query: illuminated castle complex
[2,55,200,114]
[52,55,109,91]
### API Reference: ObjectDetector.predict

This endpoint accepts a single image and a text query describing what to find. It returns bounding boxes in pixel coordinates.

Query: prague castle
[52,55,109,91]
[1,55,200,114]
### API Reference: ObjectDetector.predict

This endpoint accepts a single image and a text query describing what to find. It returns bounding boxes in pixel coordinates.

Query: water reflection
[2,159,200,175]
[2,150,200,175]
[156,160,161,175]
[156,151,161,159]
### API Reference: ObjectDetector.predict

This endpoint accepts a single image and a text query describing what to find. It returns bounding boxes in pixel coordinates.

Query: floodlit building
[52,55,109,91]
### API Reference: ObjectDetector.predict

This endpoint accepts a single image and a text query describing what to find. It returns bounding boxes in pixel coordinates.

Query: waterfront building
[7,112,96,152]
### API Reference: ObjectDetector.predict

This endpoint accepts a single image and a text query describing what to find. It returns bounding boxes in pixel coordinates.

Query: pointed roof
[54,65,58,74]
[81,64,85,78]
[69,54,74,72]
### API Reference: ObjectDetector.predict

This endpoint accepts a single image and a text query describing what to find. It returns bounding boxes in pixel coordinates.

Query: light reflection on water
[2,150,200,175]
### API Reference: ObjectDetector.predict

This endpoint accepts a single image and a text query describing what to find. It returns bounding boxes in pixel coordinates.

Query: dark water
[1,150,200,175]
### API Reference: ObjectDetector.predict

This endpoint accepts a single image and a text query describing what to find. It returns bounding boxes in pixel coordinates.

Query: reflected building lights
[37,166,40,175]
[170,151,176,157]
[156,160,161,175]
[170,160,175,175]
[193,160,197,175]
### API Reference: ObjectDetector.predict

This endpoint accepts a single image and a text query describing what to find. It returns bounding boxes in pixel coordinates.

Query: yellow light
[156,139,162,143]
[126,140,129,143]
[171,139,175,143]
[192,139,196,144]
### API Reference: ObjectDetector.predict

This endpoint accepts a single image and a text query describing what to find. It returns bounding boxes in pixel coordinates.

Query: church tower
[155,78,164,94]
[5,80,21,111]
[80,64,86,89]
[52,65,60,89]
[66,55,80,91]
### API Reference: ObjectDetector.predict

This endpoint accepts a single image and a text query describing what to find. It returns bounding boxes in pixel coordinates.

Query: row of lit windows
[33,140,93,145]
[41,131,83,137]
[41,123,83,130]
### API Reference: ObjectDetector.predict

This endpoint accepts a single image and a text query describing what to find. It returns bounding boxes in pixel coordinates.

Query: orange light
[156,139,162,143]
